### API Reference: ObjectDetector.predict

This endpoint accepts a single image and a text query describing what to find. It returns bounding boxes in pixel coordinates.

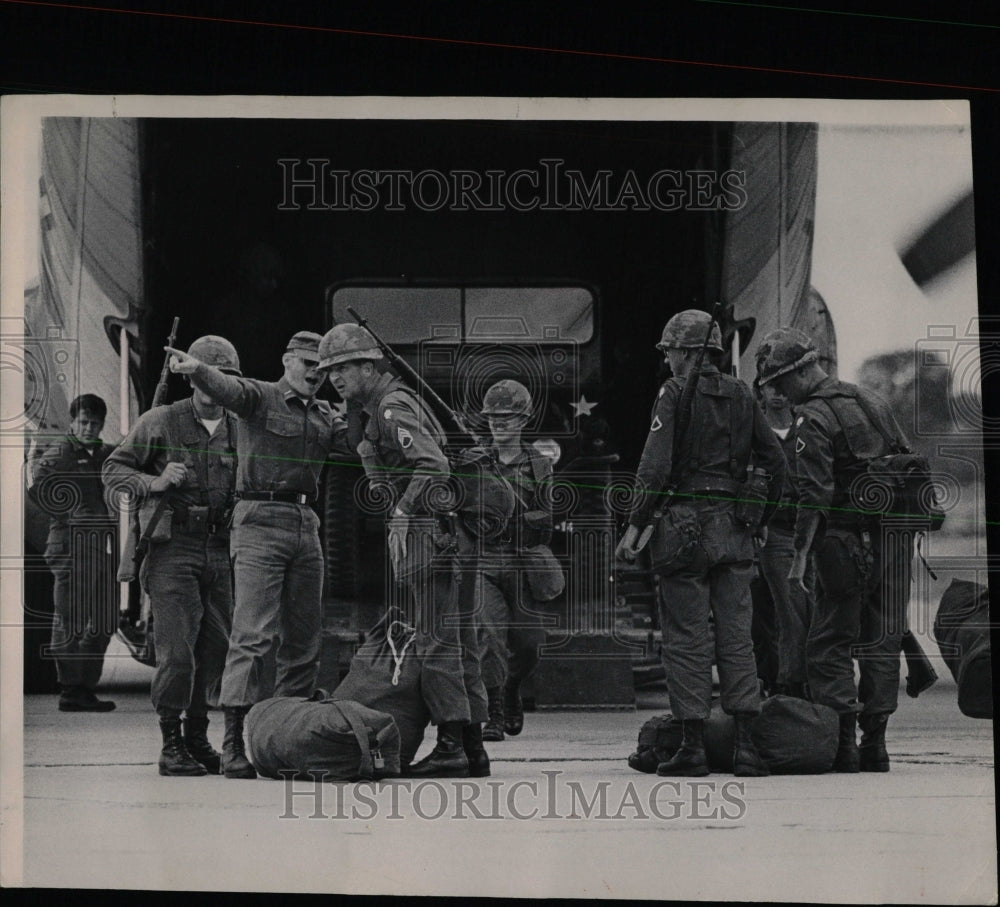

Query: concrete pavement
[12,676,997,901]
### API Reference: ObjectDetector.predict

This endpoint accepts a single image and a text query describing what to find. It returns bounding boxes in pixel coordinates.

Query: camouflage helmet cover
[317,324,383,369]
[481,379,532,416]
[188,335,241,376]
[656,309,723,352]
[755,327,819,385]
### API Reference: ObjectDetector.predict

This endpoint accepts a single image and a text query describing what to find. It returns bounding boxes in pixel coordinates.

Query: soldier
[165,331,350,779]
[477,380,553,741]
[29,394,117,712]
[103,336,241,776]
[757,327,915,773]
[752,376,813,699]
[317,323,490,778]
[616,310,785,777]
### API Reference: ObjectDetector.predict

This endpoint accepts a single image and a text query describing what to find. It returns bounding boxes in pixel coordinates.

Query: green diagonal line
[693,0,1000,29]
[34,437,994,528]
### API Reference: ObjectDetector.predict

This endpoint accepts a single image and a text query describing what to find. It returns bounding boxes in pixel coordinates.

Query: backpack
[245,694,401,781]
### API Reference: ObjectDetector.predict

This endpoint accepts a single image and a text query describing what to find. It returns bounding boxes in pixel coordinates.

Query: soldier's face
[70,410,104,444]
[326,361,369,402]
[773,372,806,404]
[761,384,790,413]
[487,413,528,443]
[283,353,322,398]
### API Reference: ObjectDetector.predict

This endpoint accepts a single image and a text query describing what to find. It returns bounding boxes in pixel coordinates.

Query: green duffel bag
[245,693,401,781]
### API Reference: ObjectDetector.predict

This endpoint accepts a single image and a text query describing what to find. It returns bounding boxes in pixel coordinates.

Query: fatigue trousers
[657,502,761,720]
[476,549,548,690]
[45,529,115,691]
[757,525,814,687]
[395,518,488,726]
[221,501,324,708]
[808,524,913,716]
[141,530,233,718]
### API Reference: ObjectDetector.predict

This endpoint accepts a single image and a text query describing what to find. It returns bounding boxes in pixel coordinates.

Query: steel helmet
[188,335,241,376]
[656,309,723,352]
[481,379,532,417]
[317,324,382,370]
[756,327,819,386]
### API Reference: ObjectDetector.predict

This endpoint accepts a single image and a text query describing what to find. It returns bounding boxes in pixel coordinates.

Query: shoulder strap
[850,389,910,455]
[170,402,212,501]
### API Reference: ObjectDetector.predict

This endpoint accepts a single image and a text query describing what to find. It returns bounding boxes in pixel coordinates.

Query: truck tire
[322,464,363,599]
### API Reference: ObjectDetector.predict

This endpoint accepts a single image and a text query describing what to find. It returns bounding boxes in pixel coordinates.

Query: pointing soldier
[104,336,241,776]
[617,310,786,777]
[757,327,916,773]
[317,323,490,778]
[166,330,351,779]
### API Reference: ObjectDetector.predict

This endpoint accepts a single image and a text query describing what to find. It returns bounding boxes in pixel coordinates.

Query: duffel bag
[627,713,684,773]
[934,579,993,719]
[245,694,401,781]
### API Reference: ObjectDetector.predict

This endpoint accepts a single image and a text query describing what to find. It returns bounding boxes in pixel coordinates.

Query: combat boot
[183,715,222,775]
[158,717,208,776]
[503,679,525,736]
[656,719,710,777]
[832,712,860,773]
[858,712,891,773]
[733,713,770,777]
[222,706,257,779]
[482,687,505,742]
[407,722,470,778]
[462,722,491,778]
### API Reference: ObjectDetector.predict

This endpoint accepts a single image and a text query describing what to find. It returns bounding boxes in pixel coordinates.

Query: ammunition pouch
[138,497,173,544]
[734,468,772,530]
[520,544,565,601]
[850,453,946,532]
[648,506,702,575]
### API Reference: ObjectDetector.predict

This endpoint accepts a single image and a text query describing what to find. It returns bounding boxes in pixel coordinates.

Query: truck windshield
[330,285,594,344]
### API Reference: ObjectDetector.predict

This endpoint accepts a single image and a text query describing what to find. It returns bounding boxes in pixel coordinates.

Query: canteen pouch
[735,467,771,530]
[648,506,701,575]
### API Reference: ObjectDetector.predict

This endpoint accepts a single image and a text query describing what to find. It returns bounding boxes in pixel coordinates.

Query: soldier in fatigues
[617,311,786,777]
[317,323,490,778]
[103,336,241,776]
[757,327,915,772]
[477,380,553,741]
[166,331,350,779]
[30,394,117,713]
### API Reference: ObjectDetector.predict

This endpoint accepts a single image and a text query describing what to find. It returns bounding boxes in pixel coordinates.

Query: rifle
[133,316,181,567]
[633,301,723,554]
[347,306,483,446]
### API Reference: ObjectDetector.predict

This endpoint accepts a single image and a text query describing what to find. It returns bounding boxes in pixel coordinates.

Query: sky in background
[812,123,978,385]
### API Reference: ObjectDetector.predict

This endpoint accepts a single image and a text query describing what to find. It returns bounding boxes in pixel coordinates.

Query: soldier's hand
[150,462,187,493]
[787,551,809,592]
[165,346,199,375]
[388,510,410,575]
[615,525,641,563]
[755,525,769,547]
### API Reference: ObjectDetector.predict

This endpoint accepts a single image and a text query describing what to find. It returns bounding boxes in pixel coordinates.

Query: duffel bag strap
[332,702,376,778]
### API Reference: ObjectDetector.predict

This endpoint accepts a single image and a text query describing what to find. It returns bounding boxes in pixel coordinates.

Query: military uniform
[357,372,488,728]
[103,398,237,721]
[30,433,117,700]
[628,362,786,720]
[187,365,349,708]
[477,442,552,694]
[791,377,914,717]
[755,424,813,694]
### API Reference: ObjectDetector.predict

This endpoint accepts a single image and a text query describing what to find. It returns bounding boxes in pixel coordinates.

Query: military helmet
[317,324,382,370]
[756,327,819,386]
[656,309,723,352]
[481,379,532,417]
[188,335,241,376]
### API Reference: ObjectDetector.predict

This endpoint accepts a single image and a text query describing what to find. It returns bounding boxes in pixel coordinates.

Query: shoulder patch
[384,408,393,420]
[650,415,663,432]
[397,426,413,449]
[657,386,665,399]
[795,436,806,454]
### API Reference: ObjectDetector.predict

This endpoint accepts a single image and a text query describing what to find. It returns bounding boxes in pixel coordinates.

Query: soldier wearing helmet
[164,330,351,779]
[316,322,490,779]
[758,325,917,774]
[476,380,555,742]
[104,335,244,777]
[616,309,786,778]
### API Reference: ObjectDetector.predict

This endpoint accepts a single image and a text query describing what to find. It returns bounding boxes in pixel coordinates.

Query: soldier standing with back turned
[617,310,786,777]
[756,326,916,773]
